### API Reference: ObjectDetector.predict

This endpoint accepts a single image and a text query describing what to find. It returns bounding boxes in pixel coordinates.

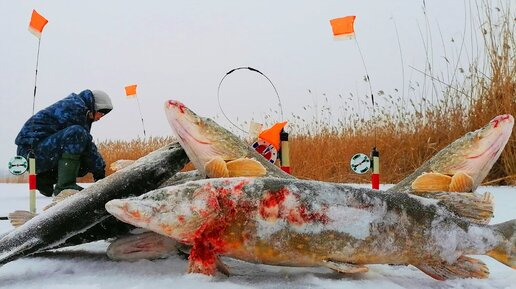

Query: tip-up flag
[29,10,48,38]
[125,84,137,98]
[330,16,356,40]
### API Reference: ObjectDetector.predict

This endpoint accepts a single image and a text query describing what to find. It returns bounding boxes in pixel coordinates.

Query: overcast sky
[0,0,493,172]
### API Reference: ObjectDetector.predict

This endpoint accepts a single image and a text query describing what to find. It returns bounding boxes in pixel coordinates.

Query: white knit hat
[92,90,113,113]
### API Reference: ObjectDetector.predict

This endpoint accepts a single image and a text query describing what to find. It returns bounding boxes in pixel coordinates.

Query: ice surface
[0,183,514,288]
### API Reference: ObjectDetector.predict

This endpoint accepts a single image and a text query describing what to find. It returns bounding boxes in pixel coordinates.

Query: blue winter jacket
[15,90,105,176]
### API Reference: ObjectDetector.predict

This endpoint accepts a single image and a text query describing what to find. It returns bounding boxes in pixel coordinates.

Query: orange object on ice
[259,121,287,151]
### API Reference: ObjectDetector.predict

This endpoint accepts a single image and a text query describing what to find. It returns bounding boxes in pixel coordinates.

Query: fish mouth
[164,100,243,174]
[165,100,210,144]
[466,115,513,159]
[106,199,153,228]
[107,198,181,239]
[451,114,513,186]
[164,100,216,172]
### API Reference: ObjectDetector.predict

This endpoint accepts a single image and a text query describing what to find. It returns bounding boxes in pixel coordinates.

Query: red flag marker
[125,84,137,98]
[28,9,48,38]
[329,16,356,40]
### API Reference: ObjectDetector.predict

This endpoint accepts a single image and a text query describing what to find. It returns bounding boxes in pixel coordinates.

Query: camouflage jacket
[15,89,105,175]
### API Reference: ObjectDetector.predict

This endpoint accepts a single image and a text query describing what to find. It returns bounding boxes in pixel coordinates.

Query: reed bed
[2,2,514,185]
[290,2,515,184]
[77,136,175,182]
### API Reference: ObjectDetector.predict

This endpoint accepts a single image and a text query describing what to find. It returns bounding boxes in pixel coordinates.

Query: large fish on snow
[106,102,514,278]
[106,176,515,280]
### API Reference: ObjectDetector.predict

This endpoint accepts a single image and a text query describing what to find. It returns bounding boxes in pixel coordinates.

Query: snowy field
[0,183,514,289]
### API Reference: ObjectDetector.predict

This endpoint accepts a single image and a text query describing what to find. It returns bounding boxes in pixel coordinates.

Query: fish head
[431,114,513,188]
[105,184,214,243]
[164,100,249,175]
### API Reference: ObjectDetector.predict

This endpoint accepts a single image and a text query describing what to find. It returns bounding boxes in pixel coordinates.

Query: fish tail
[487,219,516,269]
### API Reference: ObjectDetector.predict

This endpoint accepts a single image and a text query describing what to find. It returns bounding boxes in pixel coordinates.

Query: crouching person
[14,89,113,196]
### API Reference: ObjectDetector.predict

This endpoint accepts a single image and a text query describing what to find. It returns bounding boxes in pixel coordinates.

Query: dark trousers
[17,125,93,195]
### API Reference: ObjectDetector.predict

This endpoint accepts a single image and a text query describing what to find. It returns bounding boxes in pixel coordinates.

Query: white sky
[0,0,495,171]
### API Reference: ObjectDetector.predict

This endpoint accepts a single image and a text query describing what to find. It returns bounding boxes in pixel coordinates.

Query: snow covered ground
[0,183,514,289]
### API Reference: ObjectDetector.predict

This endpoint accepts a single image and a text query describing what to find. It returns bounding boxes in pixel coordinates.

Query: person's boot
[53,153,84,196]
[36,171,57,197]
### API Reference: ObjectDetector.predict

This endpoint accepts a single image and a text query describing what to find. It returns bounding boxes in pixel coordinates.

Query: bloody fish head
[432,114,513,189]
[164,100,248,175]
[105,185,214,243]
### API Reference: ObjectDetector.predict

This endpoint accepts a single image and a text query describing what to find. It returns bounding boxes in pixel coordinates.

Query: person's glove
[93,170,105,182]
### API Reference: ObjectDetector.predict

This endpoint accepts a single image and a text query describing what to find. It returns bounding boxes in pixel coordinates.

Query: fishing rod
[216,66,284,133]
[26,10,49,213]
[135,96,147,138]
[331,15,380,189]
[124,84,146,138]
[353,35,381,190]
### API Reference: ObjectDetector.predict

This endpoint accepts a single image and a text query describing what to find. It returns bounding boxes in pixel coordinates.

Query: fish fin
[322,260,369,274]
[53,189,80,203]
[487,219,516,269]
[216,257,231,276]
[420,192,493,224]
[415,256,489,280]
[8,210,37,228]
[43,189,81,211]
[449,172,474,192]
[110,159,135,172]
[227,158,267,177]
[106,232,177,261]
[187,255,229,276]
[188,254,216,276]
[411,173,452,193]
[204,156,229,178]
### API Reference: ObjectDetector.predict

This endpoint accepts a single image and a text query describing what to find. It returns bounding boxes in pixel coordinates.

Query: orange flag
[125,84,137,98]
[259,121,287,151]
[28,10,48,38]
[329,16,356,40]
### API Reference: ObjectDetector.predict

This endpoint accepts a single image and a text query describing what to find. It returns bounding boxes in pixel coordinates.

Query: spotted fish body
[106,177,515,280]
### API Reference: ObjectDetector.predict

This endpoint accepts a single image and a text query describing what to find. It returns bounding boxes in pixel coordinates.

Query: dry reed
[2,2,514,186]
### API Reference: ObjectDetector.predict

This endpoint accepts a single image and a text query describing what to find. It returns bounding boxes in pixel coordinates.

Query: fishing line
[354,37,377,148]
[217,66,284,133]
[32,38,42,116]
[135,96,147,138]
[26,36,43,162]
[26,31,45,214]
[27,37,43,153]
